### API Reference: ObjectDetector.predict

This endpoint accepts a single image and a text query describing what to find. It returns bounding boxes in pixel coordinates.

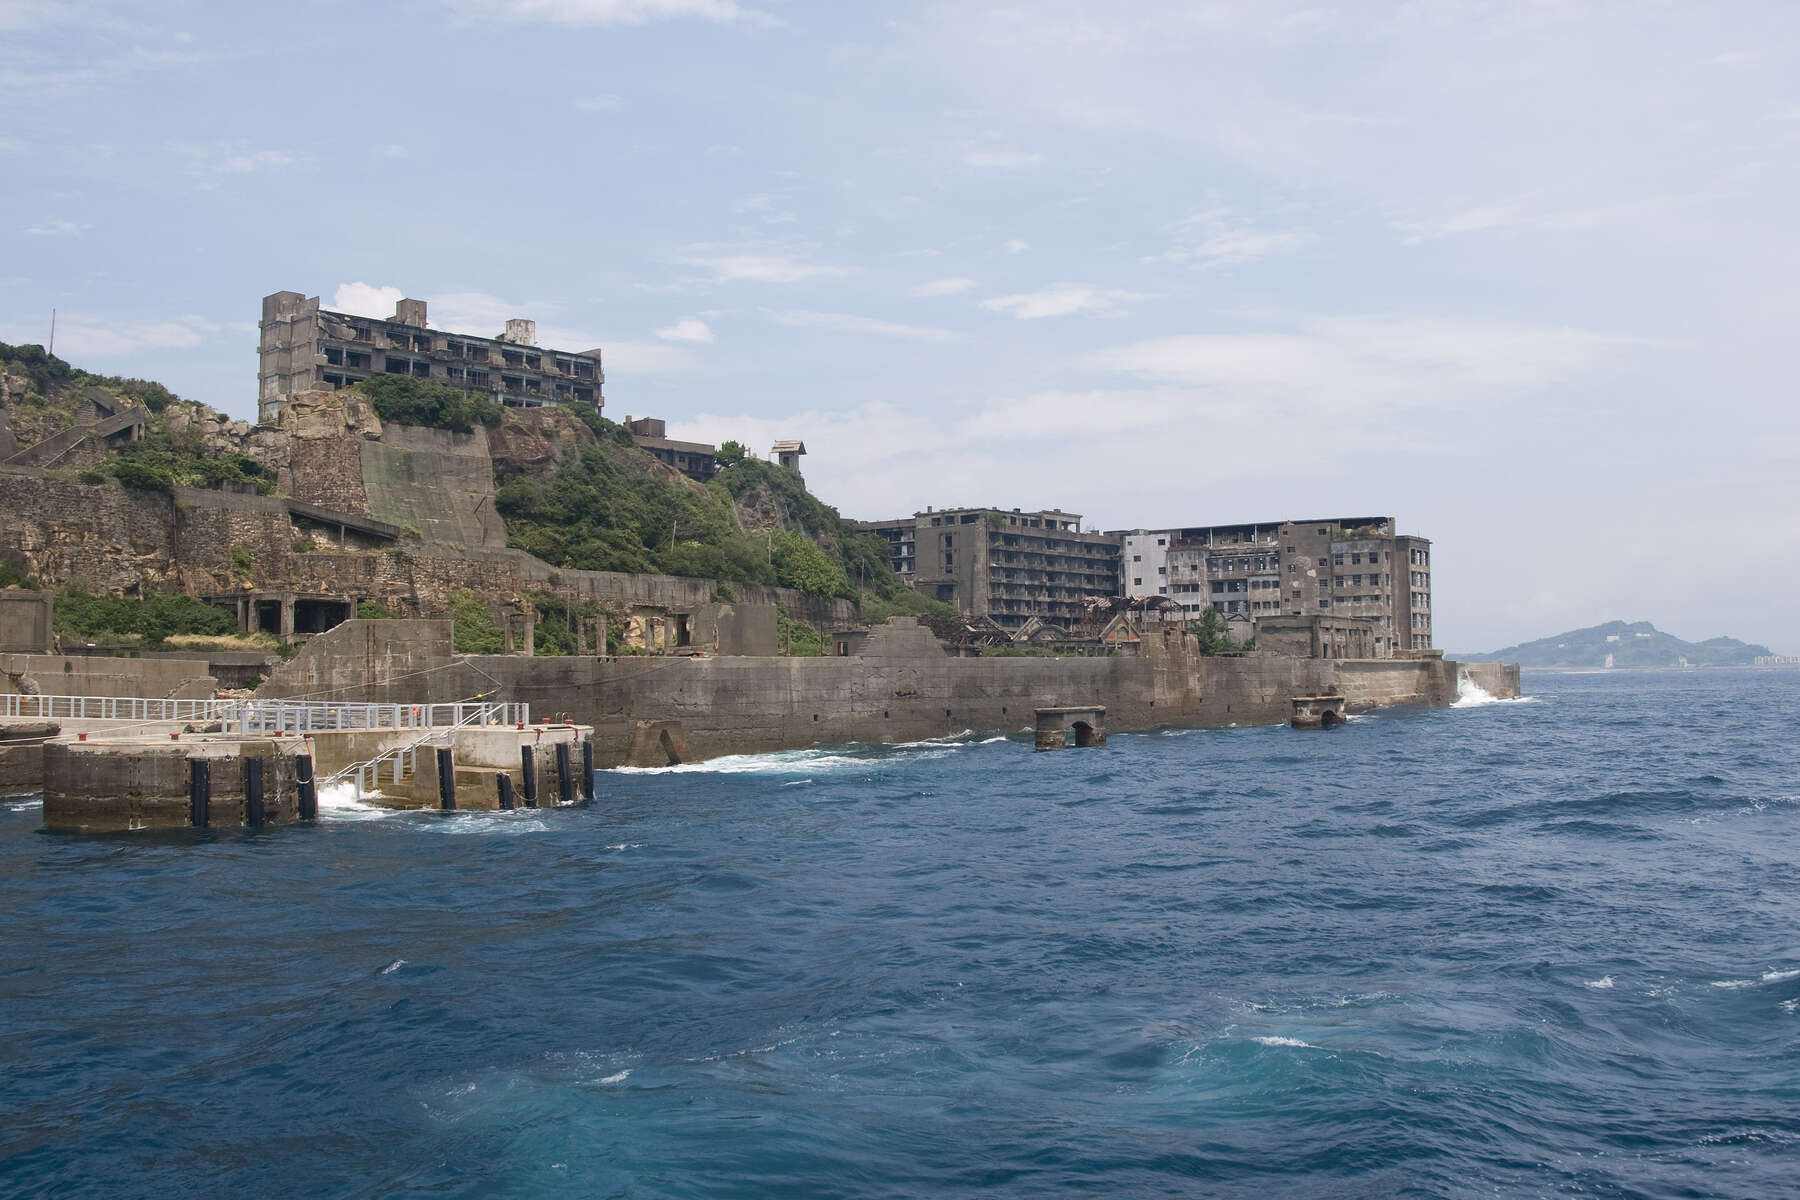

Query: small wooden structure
[1035,705,1107,750]
[1290,695,1347,729]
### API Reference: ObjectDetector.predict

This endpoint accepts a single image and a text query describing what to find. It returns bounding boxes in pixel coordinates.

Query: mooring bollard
[189,758,210,829]
[582,738,594,801]
[437,747,456,811]
[556,742,573,805]
[244,756,265,828]
[497,772,515,811]
[296,753,317,821]
[520,746,537,808]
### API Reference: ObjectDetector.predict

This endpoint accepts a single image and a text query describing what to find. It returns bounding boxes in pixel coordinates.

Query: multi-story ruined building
[258,291,603,424]
[857,507,1123,633]
[1120,517,1433,654]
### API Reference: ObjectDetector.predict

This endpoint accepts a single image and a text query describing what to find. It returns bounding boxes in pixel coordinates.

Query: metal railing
[223,700,529,735]
[0,694,528,733]
[349,744,420,801]
[0,694,233,722]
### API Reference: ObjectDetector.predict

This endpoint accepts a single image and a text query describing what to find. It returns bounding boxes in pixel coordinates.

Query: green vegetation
[776,607,825,656]
[350,375,502,434]
[770,530,849,598]
[448,589,506,654]
[105,439,275,495]
[229,546,254,576]
[0,560,38,590]
[1189,607,1252,655]
[716,439,748,465]
[497,439,778,585]
[527,590,611,656]
[1,342,73,398]
[856,587,960,638]
[52,584,236,647]
[356,600,402,620]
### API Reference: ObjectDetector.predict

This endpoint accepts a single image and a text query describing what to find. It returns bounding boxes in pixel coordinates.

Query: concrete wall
[42,739,301,831]
[0,652,216,699]
[0,590,52,653]
[360,424,509,548]
[252,617,1515,769]
[1460,661,1520,697]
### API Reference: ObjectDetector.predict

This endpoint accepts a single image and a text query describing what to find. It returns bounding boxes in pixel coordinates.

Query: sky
[4,0,1797,653]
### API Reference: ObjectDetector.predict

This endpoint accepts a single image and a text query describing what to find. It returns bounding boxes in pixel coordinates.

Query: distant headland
[1457,621,1781,669]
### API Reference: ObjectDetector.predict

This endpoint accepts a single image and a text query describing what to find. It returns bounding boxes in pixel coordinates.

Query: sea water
[1,669,1796,1197]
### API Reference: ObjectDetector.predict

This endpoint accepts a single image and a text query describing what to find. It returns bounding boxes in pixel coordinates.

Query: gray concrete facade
[259,290,604,423]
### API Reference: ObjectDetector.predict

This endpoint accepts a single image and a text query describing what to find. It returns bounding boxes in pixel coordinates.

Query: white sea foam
[1452,675,1538,708]
[1764,968,1800,983]
[597,1069,631,1084]
[1712,968,1800,989]
[1585,976,1616,989]
[978,735,1009,744]
[1251,1035,1315,1048]
[611,741,962,776]
[316,781,400,820]
[379,959,405,975]
[429,814,548,835]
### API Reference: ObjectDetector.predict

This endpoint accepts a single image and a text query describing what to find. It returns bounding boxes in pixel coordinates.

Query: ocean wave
[1250,1035,1316,1048]
[1452,676,1539,708]
[316,782,401,820]
[1584,976,1615,989]
[1710,969,1798,989]
[611,741,968,776]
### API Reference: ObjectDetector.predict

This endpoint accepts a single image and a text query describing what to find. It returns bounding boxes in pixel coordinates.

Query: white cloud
[962,147,1045,169]
[590,339,700,374]
[676,247,849,284]
[981,283,1142,320]
[438,0,759,26]
[1003,238,1030,254]
[25,217,86,236]
[1079,316,1639,407]
[765,309,966,343]
[216,148,295,173]
[1156,209,1314,267]
[3,313,221,357]
[0,1,69,31]
[573,93,621,112]
[655,316,714,343]
[330,282,406,319]
[907,276,976,298]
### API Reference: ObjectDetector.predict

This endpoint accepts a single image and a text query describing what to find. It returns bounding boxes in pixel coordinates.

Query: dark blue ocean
[3,670,1797,1198]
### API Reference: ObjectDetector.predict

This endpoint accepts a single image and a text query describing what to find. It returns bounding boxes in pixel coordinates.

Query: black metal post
[581,738,594,801]
[437,747,456,811]
[496,772,514,811]
[556,742,573,805]
[188,758,210,829]
[520,746,537,808]
[244,756,265,828]
[296,753,317,821]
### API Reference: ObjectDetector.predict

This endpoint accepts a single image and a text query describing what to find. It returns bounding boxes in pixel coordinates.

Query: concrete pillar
[279,596,295,639]
[522,614,535,656]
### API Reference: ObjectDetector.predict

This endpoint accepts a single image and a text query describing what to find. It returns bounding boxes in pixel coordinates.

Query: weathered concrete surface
[259,618,1514,768]
[0,590,52,653]
[0,721,57,795]
[1460,662,1521,697]
[360,424,508,548]
[42,737,303,831]
[0,652,216,699]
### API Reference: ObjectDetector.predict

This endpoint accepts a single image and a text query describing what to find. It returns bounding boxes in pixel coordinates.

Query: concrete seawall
[260,620,1511,768]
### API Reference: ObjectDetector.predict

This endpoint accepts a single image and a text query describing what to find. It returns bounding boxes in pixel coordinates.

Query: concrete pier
[1034,706,1107,750]
[1290,696,1347,729]
[40,723,593,832]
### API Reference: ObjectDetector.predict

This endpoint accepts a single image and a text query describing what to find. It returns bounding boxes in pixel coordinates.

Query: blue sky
[5,0,1797,653]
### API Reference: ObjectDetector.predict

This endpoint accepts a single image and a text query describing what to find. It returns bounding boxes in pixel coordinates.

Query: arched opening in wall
[1319,710,1344,730]
[658,729,681,766]
[1071,721,1096,748]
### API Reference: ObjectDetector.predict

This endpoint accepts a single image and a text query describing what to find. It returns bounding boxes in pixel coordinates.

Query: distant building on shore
[1117,516,1434,655]
[258,290,604,423]
[623,417,717,481]
[855,507,1123,634]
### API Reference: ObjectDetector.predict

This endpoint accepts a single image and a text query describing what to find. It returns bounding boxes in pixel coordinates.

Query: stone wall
[0,590,52,653]
[0,652,216,699]
[257,618,1510,768]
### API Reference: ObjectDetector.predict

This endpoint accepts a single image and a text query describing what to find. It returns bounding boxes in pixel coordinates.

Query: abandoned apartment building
[257,290,603,423]
[1118,516,1434,654]
[856,507,1124,634]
